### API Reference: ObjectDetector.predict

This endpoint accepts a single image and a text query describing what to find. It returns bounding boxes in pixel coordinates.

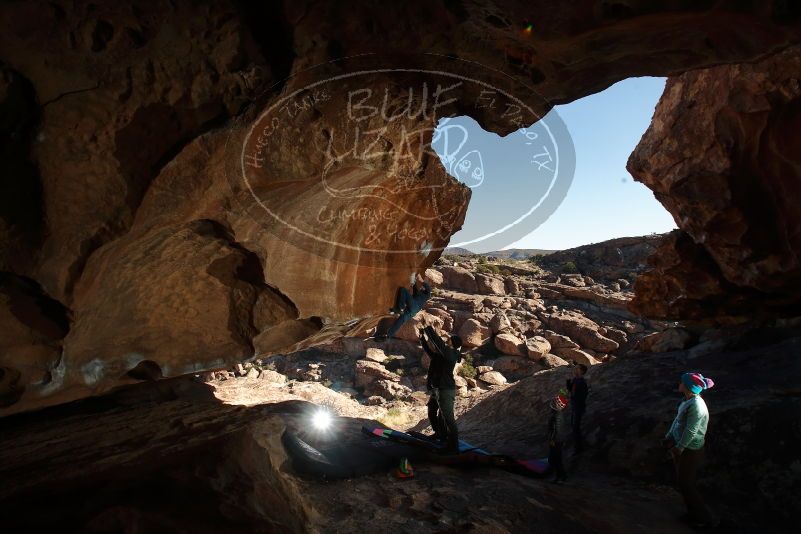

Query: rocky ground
[1,238,799,532]
[2,324,798,533]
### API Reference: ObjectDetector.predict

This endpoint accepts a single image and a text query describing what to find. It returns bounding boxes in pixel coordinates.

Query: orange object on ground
[393,457,414,479]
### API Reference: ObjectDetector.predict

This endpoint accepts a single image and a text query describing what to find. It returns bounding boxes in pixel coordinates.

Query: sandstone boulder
[424,268,444,288]
[355,360,399,389]
[253,318,322,355]
[494,333,525,356]
[245,367,259,379]
[425,308,454,333]
[490,356,538,377]
[489,313,512,335]
[393,311,445,342]
[457,319,490,348]
[542,312,620,353]
[638,328,694,353]
[475,274,506,296]
[539,330,580,350]
[505,278,520,295]
[443,293,484,313]
[525,336,552,359]
[365,379,412,400]
[479,371,507,386]
[539,354,570,369]
[519,299,545,314]
[604,328,629,346]
[536,286,563,299]
[58,221,295,411]
[364,347,388,363]
[366,396,385,406]
[560,285,631,311]
[449,310,473,333]
[482,296,506,309]
[562,274,586,287]
[438,266,478,293]
[621,321,645,334]
[629,46,801,321]
[552,347,600,366]
[521,318,543,335]
[473,312,494,326]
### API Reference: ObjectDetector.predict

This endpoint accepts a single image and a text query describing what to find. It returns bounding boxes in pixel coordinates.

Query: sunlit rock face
[1,0,800,414]
[629,45,801,321]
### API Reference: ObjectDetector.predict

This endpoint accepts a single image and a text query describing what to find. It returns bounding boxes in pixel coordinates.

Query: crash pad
[281,429,423,480]
[362,423,550,477]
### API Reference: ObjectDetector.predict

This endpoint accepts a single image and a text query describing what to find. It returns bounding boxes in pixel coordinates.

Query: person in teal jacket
[664,372,718,528]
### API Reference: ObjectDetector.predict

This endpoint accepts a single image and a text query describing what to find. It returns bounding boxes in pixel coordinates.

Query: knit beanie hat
[681,372,715,395]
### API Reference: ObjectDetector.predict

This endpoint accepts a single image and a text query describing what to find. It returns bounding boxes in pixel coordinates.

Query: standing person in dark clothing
[420,325,462,454]
[566,363,589,455]
[547,390,569,483]
[378,273,431,340]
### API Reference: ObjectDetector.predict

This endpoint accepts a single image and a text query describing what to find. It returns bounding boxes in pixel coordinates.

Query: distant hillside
[443,247,475,256]
[443,247,554,259]
[537,233,668,280]
[484,248,555,260]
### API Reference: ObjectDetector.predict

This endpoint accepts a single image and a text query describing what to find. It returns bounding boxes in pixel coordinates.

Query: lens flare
[312,409,332,431]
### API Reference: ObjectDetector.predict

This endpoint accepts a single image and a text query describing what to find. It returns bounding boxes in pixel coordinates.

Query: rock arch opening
[434,76,676,255]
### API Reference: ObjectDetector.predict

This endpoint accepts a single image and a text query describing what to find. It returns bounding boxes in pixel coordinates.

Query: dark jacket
[421,326,461,390]
[566,376,588,413]
[548,408,566,444]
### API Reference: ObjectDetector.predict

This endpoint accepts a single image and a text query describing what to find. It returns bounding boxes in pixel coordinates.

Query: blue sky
[434,76,676,252]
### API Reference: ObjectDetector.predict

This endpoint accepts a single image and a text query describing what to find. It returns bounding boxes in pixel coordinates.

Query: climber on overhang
[375,273,431,340]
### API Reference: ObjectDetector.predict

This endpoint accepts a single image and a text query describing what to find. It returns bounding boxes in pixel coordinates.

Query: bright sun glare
[312,409,333,431]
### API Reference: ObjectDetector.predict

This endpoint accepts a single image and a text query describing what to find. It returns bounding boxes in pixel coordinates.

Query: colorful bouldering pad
[362,424,549,477]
